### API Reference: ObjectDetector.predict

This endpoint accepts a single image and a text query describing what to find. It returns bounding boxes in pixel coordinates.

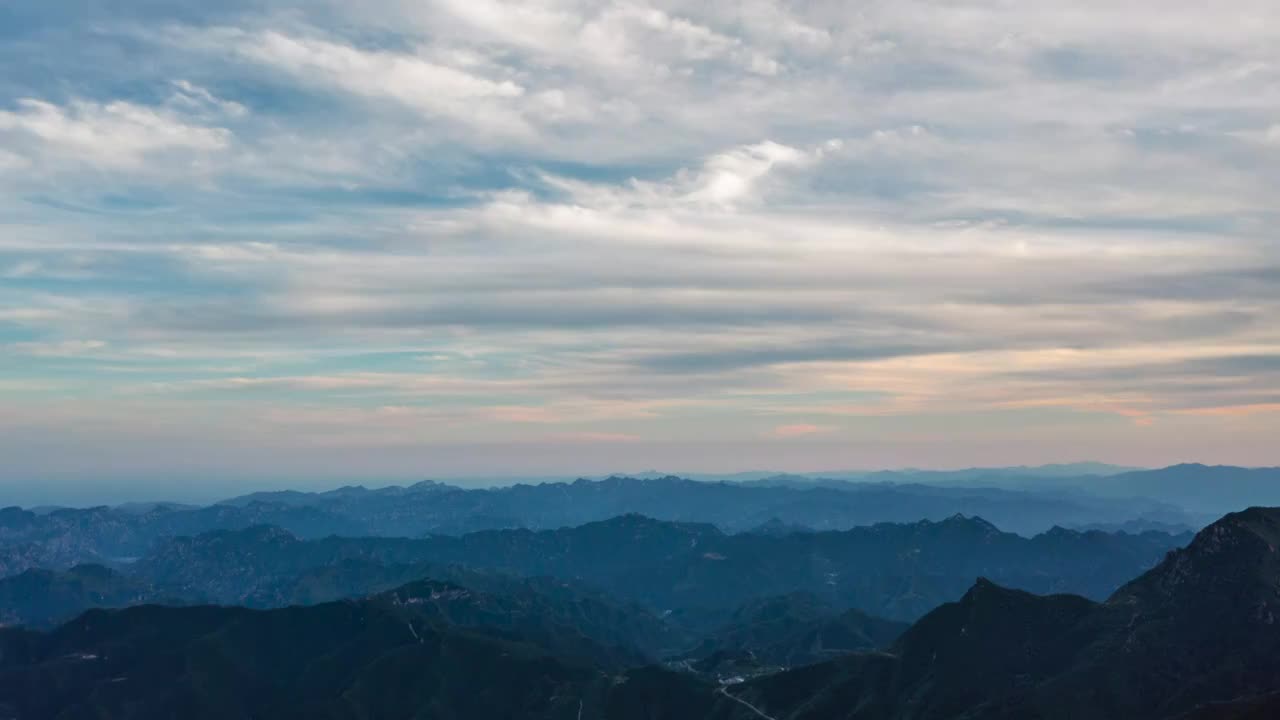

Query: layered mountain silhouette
[1,507,1278,719]
[127,513,1184,622]
[707,506,1280,719]
[0,471,1208,576]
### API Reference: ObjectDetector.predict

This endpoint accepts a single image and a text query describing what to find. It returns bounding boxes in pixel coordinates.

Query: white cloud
[7,339,107,357]
[530,138,836,213]
[0,147,30,172]
[0,91,235,169]
[206,29,533,137]
[168,80,248,119]
[3,0,1280,473]
[683,140,820,205]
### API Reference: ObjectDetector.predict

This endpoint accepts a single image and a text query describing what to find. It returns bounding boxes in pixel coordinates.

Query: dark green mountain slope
[682,593,907,671]
[0,564,160,629]
[708,506,1280,720]
[0,579,706,720]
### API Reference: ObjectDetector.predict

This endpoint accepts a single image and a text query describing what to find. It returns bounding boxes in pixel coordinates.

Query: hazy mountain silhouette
[1,468,1234,578]
[128,514,1185,623]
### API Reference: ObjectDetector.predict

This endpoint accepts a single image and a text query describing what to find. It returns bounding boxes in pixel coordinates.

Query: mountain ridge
[708,505,1280,719]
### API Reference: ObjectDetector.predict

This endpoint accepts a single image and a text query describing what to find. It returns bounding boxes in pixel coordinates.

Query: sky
[1,0,1278,500]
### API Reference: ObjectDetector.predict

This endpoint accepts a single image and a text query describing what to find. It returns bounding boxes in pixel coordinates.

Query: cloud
[6,340,107,357]
[2,260,42,278]
[634,340,954,374]
[2,0,1280,481]
[683,140,830,205]
[230,30,527,131]
[0,91,235,170]
[549,431,642,443]
[0,148,29,172]
[770,423,833,437]
[168,80,248,119]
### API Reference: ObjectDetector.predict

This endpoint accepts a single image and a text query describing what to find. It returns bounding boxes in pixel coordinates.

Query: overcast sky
[1,0,1278,499]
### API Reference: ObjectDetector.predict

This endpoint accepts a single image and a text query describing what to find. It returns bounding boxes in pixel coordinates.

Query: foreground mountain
[707,506,1280,719]
[0,581,663,719]
[0,556,689,659]
[131,514,1187,623]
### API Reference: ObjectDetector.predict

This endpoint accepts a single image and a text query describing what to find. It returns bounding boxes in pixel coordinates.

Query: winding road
[717,686,777,720]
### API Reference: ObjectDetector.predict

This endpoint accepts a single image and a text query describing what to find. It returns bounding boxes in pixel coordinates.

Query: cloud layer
[1,0,1278,489]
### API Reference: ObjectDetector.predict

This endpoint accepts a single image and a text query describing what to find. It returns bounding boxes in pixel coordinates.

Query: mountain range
[704,505,1280,719]
[131,514,1191,620]
[0,468,1222,580]
[0,513,1187,637]
[2,507,1279,719]
[4,464,1279,719]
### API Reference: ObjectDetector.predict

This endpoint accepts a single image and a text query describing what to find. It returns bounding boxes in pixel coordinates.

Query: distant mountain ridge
[738,461,1144,485]
[12,463,1269,580]
[0,473,1203,578]
[216,472,1184,538]
[131,513,1186,622]
[0,513,1188,632]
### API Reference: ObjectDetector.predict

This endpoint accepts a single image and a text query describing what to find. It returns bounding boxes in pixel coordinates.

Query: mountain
[0,472,1206,578]
[209,473,1194,537]
[1067,519,1197,535]
[132,514,1187,623]
[0,513,1185,639]
[0,564,161,629]
[0,501,363,572]
[0,580,686,719]
[884,464,1280,518]
[705,506,1280,720]
[742,462,1143,486]
[745,517,815,536]
[680,593,907,673]
[1,507,1275,719]
[0,530,691,656]
[1087,464,1280,515]
[654,463,1143,484]
[0,540,107,579]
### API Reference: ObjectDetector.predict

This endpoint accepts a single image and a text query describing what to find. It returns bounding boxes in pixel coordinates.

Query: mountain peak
[933,513,1001,535]
[1214,506,1280,543]
[971,575,999,590]
[1167,506,1280,567]
[956,576,1042,607]
[1109,506,1280,608]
